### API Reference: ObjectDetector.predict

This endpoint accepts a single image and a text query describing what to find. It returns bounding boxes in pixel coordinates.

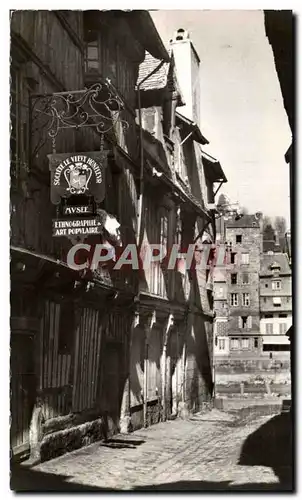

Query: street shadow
[11,464,293,492]
[10,464,116,492]
[238,410,293,490]
[133,480,292,492]
[100,437,145,449]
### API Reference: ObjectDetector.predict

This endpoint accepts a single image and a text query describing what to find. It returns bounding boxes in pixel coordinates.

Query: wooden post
[143,311,156,428]
[161,314,174,421]
[120,312,139,433]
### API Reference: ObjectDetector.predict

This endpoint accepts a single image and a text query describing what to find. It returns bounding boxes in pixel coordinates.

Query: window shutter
[248,316,252,329]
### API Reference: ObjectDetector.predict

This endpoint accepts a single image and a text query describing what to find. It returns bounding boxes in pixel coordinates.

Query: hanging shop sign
[48,151,108,205]
[52,217,104,237]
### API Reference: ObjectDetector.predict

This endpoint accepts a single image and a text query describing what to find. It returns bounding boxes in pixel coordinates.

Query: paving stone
[13,407,292,492]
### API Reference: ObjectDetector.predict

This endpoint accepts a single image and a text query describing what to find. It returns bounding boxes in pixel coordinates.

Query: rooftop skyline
[151,10,291,229]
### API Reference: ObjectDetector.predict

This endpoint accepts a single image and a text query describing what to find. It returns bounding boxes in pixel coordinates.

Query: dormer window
[270,261,281,276]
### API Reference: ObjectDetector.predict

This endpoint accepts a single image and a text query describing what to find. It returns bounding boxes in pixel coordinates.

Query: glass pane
[87,46,98,59]
[87,60,99,70]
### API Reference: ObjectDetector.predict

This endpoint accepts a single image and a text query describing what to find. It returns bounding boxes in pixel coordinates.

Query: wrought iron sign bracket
[30,81,129,245]
[30,80,129,153]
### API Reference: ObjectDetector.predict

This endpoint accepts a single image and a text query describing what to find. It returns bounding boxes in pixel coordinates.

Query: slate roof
[260,253,291,276]
[225,214,261,228]
[137,51,170,91]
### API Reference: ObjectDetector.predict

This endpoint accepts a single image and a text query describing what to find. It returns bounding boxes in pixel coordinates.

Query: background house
[213,212,291,400]
[259,252,292,356]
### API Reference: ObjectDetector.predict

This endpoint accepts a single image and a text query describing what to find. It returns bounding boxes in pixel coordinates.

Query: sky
[150,10,292,229]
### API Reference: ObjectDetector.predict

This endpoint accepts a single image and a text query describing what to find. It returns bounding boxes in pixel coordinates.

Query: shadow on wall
[238,410,293,489]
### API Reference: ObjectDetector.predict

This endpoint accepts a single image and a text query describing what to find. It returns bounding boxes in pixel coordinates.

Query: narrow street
[11,406,292,492]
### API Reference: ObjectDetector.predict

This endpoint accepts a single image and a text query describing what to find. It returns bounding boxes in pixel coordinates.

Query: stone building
[213,212,291,399]
[10,12,226,463]
[213,213,263,358]
[259,253,291,357]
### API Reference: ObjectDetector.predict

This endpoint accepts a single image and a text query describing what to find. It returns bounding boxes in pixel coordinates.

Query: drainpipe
[136,59,167,245]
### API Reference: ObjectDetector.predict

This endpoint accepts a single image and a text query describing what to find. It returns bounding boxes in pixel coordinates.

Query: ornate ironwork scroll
[46,82,129,141]
[30,80,129,154]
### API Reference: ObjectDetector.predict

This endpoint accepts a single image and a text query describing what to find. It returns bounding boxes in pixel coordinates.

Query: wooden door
[10,332,35,458]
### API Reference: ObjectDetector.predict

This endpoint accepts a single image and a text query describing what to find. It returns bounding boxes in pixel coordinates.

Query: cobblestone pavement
[12,407,293,492]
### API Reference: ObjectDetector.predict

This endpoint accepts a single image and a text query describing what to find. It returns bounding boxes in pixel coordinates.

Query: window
[84,40,99,73]
[273,297,281,307]
[230,252,236,264]
[157,210,169,297]
[58,301,74,353]
[242,293,250,306]
[10,63,31,186]
[241,253,249,265]
[265,284,268,288]
[231,273,237,285]
[279,323,287,335]
[272,280,281,290]
[218,339,225,350]
[230,338,240,349]
[236,234,242,243]
[230,293,238,306]
[242,338,249,349]
[263,297,267,303]
[242,272,249,284]
[279,313,287,318]
[264,314,273,318]
[265,323,273,334]
[254,337,259,348]
[239,316,248,329]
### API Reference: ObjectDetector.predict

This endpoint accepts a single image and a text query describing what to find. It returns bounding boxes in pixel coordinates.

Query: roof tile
[137,51,170,91]
[260,253,291,275]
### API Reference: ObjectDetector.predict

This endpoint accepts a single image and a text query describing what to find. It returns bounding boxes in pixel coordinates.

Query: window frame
[231,273,237,285]
[265,323,274,335]
[230,337,240,350]
[241,252,249,265]
[230,252,236,264]
[241,337,249,349]
[218,338,225,351]
[10,61,31,186]
[242,292,250,307]
[84,38,100,73]
[272,280,282,290]
[242,272,249,284]
[230,292,238,307]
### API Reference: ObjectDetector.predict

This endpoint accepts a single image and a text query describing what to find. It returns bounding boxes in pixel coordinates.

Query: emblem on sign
[48,151,107,205]
[64,163,92,195]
